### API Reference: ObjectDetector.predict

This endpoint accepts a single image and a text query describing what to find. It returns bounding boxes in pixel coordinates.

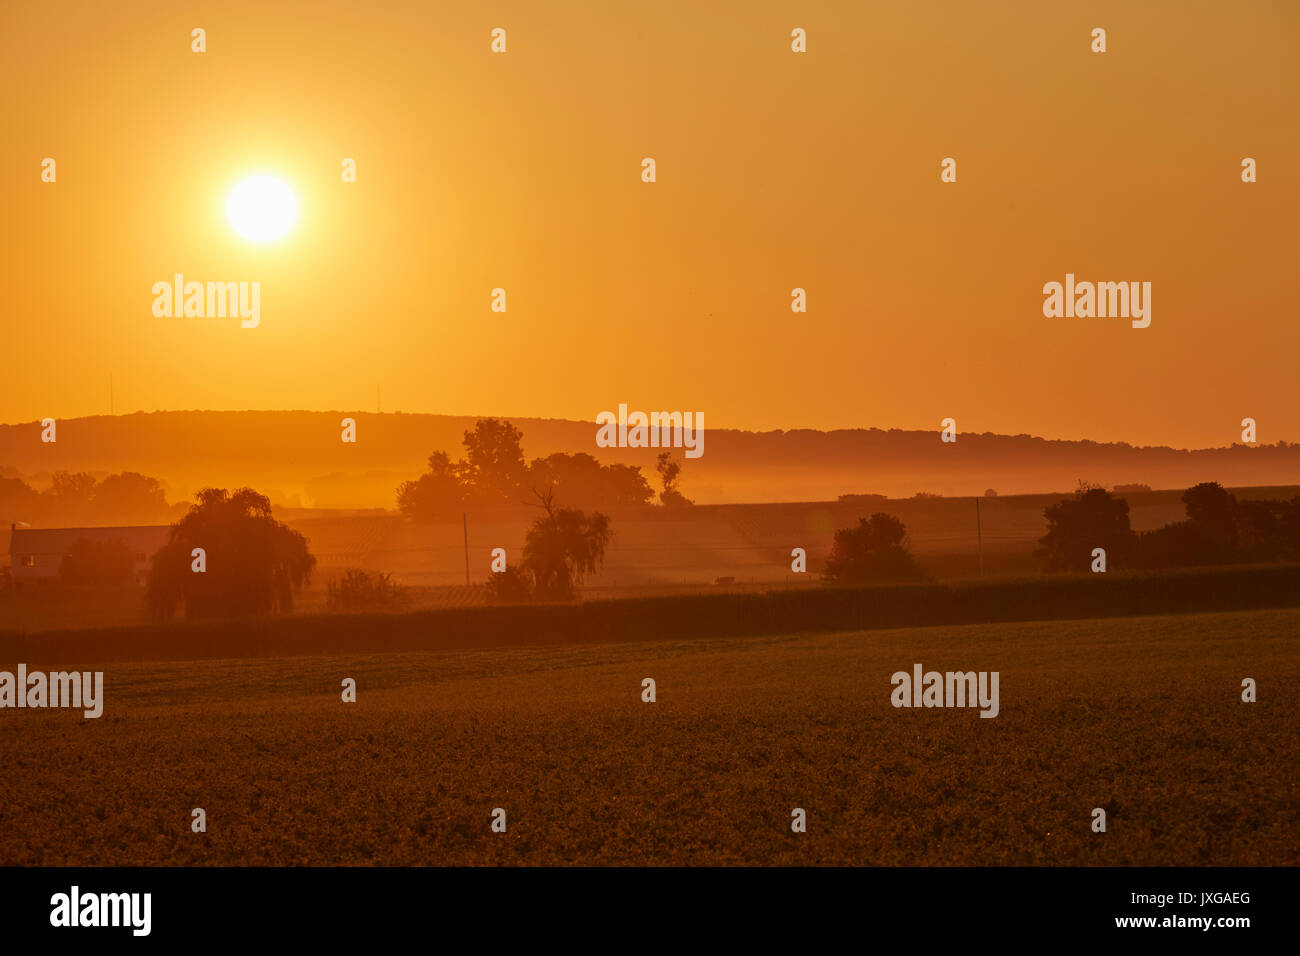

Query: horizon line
[0,407,1291,455]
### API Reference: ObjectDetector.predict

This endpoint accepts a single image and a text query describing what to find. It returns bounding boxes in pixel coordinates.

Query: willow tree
[520,489,611,600]
[148,487,314,619]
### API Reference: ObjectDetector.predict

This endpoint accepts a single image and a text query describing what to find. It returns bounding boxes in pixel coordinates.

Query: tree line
[396,418,691,519]
[0,469,177,525]
[134,480,610,616]
[1035,481,1300,572]
[823,481,1300,585]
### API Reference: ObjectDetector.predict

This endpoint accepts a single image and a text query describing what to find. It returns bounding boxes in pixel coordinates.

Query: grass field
[1,607,1294,866]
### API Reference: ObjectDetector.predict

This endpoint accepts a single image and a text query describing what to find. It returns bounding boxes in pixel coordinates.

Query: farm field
[286,486,1300,587]
[0,607,1294,866]
[286,491,1206,588]
[9,484,1297,633]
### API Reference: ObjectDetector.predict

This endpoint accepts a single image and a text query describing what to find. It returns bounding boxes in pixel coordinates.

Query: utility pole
[975,495,984,577]
[462,512,470,586]
[109,373,114,416]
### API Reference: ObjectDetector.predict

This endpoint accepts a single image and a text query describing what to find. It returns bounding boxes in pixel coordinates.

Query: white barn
[7,525,171,585]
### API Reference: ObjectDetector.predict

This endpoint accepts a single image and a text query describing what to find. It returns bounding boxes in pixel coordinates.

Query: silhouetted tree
[1234,498,1288,563]
[399,420,654,518]
[1035,488,1137,572]
[148,488,314,619]
[656,451,693,507]
[60,537,136,586]
[10,470,173,525]
[520,490,612,600]
[1135,519,1222,568]
[461,418,528,506]
[529,452,654,507]
[43,471,97,523]
[0,474,39,514]
[823,513,927,585]
[47,470,97,501]
[1136,482,1300,568]
[397,451,465,520]
[93,471,169,523]
[1182,482,1238,551]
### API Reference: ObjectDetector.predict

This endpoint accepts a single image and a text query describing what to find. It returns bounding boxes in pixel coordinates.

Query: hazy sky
[2,0,1297,447]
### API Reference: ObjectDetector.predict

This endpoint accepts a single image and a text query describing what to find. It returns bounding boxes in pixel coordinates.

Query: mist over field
[3,410,1299,508]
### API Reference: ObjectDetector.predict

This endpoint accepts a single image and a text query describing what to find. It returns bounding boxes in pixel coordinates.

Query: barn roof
[8,525,172,556]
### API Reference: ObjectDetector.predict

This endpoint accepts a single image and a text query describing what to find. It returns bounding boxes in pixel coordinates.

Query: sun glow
[226,175,298,242]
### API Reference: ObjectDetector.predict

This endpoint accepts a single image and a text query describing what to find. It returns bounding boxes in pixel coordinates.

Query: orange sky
[2,0,1297,448]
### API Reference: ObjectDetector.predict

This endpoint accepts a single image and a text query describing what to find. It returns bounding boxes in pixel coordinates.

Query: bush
[1035,488,1136,572]
[1136,520,1224,568]
[485,566,534,603]
[60,537,137,586]
[326,569,409,612]
[823,513,928,585]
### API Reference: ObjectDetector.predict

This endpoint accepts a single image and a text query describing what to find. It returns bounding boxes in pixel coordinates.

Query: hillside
[2,410,1298,509]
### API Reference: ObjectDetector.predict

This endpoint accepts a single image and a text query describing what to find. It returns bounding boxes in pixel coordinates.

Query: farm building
[7,524,171,585]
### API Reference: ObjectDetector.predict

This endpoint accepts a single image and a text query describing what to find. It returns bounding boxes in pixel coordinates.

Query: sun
[226,175,298,242]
